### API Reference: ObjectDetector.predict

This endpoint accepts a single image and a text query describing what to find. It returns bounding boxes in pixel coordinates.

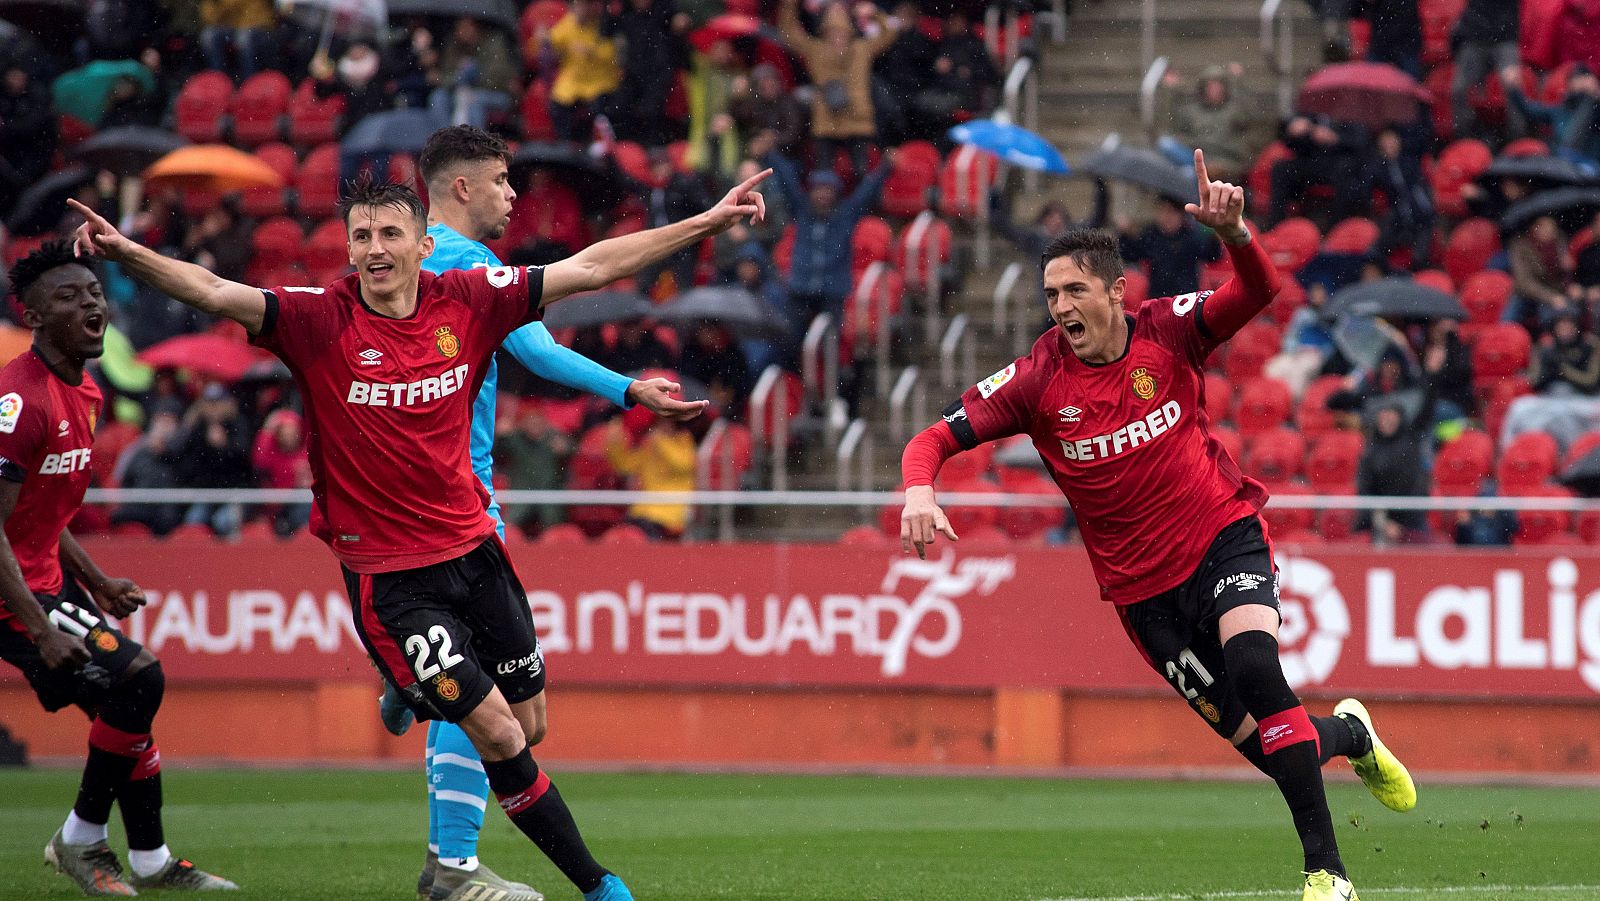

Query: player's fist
[1183,149,1249,245]
[67,198,136,262]
[900,485,958,560]
[92,578,146,618]
[37,627,90,671]
[703,168,771,234]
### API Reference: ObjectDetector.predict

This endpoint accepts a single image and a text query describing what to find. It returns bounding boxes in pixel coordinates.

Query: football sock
[1223,630,1344,878]
[61,811,108,845]
[118,742,165,852]
[483,745,608,893]
[1315,713,1368,764]
[128,845,171,878]
[441,856,480,872]
[74,720,145,829]
[430,721,489,862]
[426,723,439,854]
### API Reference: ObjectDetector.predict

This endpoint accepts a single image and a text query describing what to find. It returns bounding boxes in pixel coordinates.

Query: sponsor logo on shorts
[1214,572,1268,598]
[975,364,1016,399]
[496,650,543,677]
[1130,367,1157,400]
[432,672,461,702]
[0,393,21,434]
[435,326,460,359]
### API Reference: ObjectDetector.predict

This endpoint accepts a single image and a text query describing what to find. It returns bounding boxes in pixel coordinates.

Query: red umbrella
[138,333,276,381]
[690,13,762,52]
[1296,62,1433,131]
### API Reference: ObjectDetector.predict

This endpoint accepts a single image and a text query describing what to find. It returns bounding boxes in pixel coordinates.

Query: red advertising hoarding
[8,538,1600,699]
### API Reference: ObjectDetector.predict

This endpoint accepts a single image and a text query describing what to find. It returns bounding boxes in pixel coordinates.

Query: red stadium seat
[996,470,1065,540]
[599,522,653,544]
[1498,431,1560,489]
[1222,322,1278,383]
[519,79,555,141]
[610,140,651,185]
[1578,509,1600,543]
[1432,140,1493,218]
[296,143,342,220]
[879,142,940,219]
[1421,0,1466,67]
[746,369,805,447]
[241,142,297,219]
[1306,430,1363,492]
[1212,424,1244,462]
[1459,270,1514,325]
[1262,218,1320,273]
[1296,375,1347,438]
[840,524,893,546]
[1478,375,1531,441]
[1261,481,1315,535]
[1248,141,1294,220]
[851,216,893,271]
[699,423,753,490]
[1323,217,1380,255]
[1235,377,1292,437]
[1412,269,1455,295]
[1470,322,1532,378]
[937,145,998,218]
[287,78,344,147]
[891,215,952,291]
[1245,427,1307,482]
[1434,428,1495,491]
[246,217,304,285]
[940,476,1001,536]
[1204,372,1234,423]
[536,523,589,544]
[1443,217,1501,286]
[1511,485,1576,545]
[230,70,291,146]
[174,71,233,144]
[1502,137,1549,157]
[1266,276,1304,326]
[520,0,569,67]
[303,218,351,283]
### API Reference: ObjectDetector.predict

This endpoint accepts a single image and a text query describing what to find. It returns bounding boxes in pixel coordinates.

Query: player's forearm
[57,530,108,595]
[902,421,962,489]
[549,215,712,300]
[117,241,264,330]
[1203,236,1280,339]
[504,326,633,407]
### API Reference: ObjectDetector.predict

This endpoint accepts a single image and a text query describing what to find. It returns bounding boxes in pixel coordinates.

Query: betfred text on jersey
[1059,400,1182,462]
[346,364,471,407]
[39,448,91,475]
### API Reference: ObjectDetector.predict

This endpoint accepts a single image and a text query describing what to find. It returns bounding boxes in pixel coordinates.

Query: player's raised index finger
[739,168,774,194]
[1193,149,1210,202]
[65,198,101,223]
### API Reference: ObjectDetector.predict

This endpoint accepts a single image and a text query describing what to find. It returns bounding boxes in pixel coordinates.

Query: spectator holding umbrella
[777,0,900,183]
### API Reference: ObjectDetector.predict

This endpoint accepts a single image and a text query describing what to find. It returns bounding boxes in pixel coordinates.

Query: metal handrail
[1260,0,1295,117]
[993,261,1025,338]
[800,312,838,414]
[748,364,789,491]
[940,313,977,390]
[1140,55,1170,144]
[1002,56,1039,193]
[835,418,875,504]
[853,262,896,398]
[951,144,995,270]
[888,365,929,447]
[983,3,1025,71]
[1141,0,1156,80]
[903,211,943,343]
[693,418,736,541]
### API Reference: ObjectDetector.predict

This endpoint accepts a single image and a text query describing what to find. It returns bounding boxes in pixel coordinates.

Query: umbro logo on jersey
[1214,572,1268,597]
[58,419,70,437]
[1058,406,1081,423]
[357,349,383,366]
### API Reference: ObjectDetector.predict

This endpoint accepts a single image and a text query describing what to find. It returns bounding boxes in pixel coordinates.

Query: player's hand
[900,485,958,560]
[1183,149,1248,245]
[37,627,90,671]
[92,578,146,618]
[67,198,137,263]
[703,168,771,234]
[626,378,710,422]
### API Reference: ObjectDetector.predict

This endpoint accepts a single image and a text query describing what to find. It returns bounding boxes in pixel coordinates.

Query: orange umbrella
[142,144,285,191]
[0,325,32,366]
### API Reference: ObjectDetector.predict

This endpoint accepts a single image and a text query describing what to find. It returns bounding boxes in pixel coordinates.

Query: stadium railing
[1260,0,1297,117]
[1140,55,1170,145]
[939,313,979,390]
[888,365,929,448]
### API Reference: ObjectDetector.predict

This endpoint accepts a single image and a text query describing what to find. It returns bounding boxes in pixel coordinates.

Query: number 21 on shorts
[404,624,465,680]
[1164,648,1215,699]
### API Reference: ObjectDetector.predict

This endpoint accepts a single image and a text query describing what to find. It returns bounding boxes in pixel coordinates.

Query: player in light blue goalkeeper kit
[382,126,709,901]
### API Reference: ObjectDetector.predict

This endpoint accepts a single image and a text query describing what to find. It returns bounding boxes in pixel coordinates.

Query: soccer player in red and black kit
[899,151,1416,901]
[67,170,768,901]
[0,241,236,895]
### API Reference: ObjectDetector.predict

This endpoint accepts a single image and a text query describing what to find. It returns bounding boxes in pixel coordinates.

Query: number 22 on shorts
[404,624,465,680]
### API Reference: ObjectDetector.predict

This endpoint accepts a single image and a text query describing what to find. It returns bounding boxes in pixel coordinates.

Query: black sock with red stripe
[483,745,608,893]
[75,721,146,828]
[1223,631,1344,878]
[118,744,165,851]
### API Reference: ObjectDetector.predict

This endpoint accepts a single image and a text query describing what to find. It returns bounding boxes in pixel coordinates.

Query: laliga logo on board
[1275,556,1351,690]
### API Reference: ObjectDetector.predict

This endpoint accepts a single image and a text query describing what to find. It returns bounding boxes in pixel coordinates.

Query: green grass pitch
[0,768,1595,900]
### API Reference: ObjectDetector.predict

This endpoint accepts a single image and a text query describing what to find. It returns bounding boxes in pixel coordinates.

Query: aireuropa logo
[1276,556,1351,689]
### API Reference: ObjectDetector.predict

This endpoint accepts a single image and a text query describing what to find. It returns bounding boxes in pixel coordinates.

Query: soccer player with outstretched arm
[898,151,1415,901]
[1,242,236,895]
[67,165,766,901]
[377,125,708,901]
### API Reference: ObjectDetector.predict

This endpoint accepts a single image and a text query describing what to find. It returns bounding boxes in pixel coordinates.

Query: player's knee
[100,660,165,733]
[526,718,548,747]
[1221,630,1295,711]
[461,708,528,761]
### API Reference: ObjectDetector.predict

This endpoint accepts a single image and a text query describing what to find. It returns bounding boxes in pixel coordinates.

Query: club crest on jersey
[0,393,20,434]
[976,364,1016,399]
[1195,696,1221,724]
[88,627,119,653]
[435,326,460,359]
[432,672,461,702]
[1130,367,1157,400]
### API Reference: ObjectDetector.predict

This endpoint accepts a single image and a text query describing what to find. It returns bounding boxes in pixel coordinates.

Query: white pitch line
[1039,884,1600,901]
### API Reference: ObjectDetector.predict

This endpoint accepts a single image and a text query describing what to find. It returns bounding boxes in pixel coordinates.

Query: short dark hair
[338,174,427,232]
[9,239,95,309]
[418,125,510,185]
[1041,228,1124,287]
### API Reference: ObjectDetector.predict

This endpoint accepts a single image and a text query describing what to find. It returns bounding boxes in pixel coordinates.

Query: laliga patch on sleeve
[976,364,1017,399]
[0,393,21,434]
[485,266,519,289]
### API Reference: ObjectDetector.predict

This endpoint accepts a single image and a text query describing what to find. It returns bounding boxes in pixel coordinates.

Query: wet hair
[1041,227,1124,287]
[9,239,95,309]
[418,125,511,186]
[338,174,427,232]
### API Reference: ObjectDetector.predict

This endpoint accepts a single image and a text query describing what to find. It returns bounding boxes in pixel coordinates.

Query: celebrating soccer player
[898,150,1415,901]
[372,125,708,901]
[0,242,237,895]
[67,163,766,901]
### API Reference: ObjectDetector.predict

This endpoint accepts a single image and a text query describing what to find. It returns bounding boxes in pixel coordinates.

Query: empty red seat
[1578,509,1600,543]
[1323,217,1379,255]
[1432,139,1493,219]
[1262,218,1321,273]
[1470,322,1532,378]
[1248,141,1295,220]
[1222,322,1278,383]
[287,78,344,147]
[937,145,998,218]
[175,71,233,144]
[879,142,940,219]
[1212,424,1244,462]
[1511,485,1576,545]
[1121,268,1149,308]
[296,143,341,220]
[1297,374,1347,437]
[247,217,303,284]
[1235,377,1292,437]
[1204,372,1234,421]
[230,70,291,146]
[1307,430,1363,492]
[851,216,893,271]
[1444,217,1501,287]
[891,215,952,290]
[1266,276,1305,326]
[531,522,587,544]
[303,218,351,283]
[1434,428,1495,491]
[1498,431,1560,488]
[1459,270,1513,325]
[1478,375,1531,441]
[242,142,297,219]
[519,79,554,141]
[1246,427,1307,482]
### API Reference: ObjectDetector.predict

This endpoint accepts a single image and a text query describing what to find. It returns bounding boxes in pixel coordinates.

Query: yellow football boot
[1335,698,1417,812]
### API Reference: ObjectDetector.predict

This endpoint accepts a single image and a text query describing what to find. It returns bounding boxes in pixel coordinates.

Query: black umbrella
[386,0,516,31]
[1327,277,1467,321]
[1078,137,1195,205]
[341,108,447,156]
[0,0,83,43]
[654,286,790,340]
[542,290,653,331]
[71,127,188,176]
[4,166,93,236]
[1500,186,1600,234]
[1480,155,1599,190]
[510,142,629,211]
[1560,445,1600,497]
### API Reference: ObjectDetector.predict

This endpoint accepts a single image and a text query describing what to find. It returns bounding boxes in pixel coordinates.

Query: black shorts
[0,580,147,714]
[1117,515,1280,740]
[342,537,545,724]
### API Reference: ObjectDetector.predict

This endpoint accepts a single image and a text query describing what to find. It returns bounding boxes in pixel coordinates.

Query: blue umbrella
[947,118,1069,175]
